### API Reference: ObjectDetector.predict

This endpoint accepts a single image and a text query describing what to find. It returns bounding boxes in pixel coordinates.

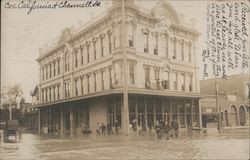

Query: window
[75,49,78,67]
[42,89,44,103]
[42,67,44,80]
[87,44,90,63]
[57,85,60,100]
[75,79,78,96]
[80,45,84,65]
[53,61,56,76]
[109,67,113,89]
[49,87,51,101]
[49,63,52,78]
[65,80,70,98]
[173,72,177,90]
[46,65,48,79]
[94,72,97,92]
[87,75,90,93]
[80,77,84,94]
[181,73,185,91]
[93,41,96,60]
[129,63,135,85]
[162,71,169,89]
[188,43,192,62]
[153,35,158,55]
[53,86,55,101]
[145,67,150,88]
[164,35,169,57]
[181,41,184,61]
[114,63,120,85]
[45,88,48,102]
[101,70,105,90]
[189,75,193,92]
[128,24,134,47]
[108,33,112,54]
[143,33,148,53]
[155,69,160,80]
[57,59,60,75]
[100,37,104,57]
[65,52,68,71]
[172,38,177,59]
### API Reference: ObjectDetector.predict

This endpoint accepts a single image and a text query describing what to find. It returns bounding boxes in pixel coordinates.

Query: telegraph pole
[122,0,129,135]
[215,81,221,130]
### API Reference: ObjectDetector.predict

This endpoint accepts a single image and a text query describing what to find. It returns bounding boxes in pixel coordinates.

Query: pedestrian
[107,123,112,135]
[171,120,179,137]
[96,122,100,136]
[132,119,137,131]
[115,119,120,134]
[100,123,106,136]
[155,120,162,139]
[164,122,171,140]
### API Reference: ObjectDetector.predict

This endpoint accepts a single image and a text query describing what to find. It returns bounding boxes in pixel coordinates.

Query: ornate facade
[36,0,202,135]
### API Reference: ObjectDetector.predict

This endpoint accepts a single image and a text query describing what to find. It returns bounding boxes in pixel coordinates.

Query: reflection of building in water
[200,73,250,128]
[35,0,202,135]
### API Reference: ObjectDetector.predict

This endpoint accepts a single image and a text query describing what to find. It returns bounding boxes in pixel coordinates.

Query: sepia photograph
[0,0,249,159]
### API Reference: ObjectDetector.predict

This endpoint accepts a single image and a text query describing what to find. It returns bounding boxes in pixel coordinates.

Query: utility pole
[122,0,129,135]
[215,81,221,130]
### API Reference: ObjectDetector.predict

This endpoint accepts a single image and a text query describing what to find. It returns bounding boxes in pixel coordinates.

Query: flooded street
[0,128,249,160]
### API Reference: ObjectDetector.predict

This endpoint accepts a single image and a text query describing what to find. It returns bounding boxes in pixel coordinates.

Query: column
[60,107,64,135]
[69,107,73,136]
[190,100,194,128]
[170,100,173,122]
[144,97,148,131]
[197,99,202,129]
[184,100,187,128]
[135,96,138,130]
[162,97,164,120]
[153,98,156,124]
[38,109,41,134]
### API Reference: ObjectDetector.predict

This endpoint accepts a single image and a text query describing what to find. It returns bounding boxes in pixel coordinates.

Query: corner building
[36,0,202,135]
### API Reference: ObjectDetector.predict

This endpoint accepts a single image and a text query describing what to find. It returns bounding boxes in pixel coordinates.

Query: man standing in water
[171,120,179,137]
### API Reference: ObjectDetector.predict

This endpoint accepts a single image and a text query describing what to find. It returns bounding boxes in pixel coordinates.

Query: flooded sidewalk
[0,128,249,160]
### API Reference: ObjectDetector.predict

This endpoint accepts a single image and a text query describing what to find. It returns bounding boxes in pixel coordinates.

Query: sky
[1,0,249,102]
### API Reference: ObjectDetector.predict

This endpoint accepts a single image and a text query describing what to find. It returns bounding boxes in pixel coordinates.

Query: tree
[1,83,23,109]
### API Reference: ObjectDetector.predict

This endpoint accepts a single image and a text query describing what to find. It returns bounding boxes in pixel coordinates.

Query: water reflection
[0,129,249,160]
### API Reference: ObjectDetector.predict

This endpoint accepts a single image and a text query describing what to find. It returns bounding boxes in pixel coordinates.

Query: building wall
[89,97,108,133]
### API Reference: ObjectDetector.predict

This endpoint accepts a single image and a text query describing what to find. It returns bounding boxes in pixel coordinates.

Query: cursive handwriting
[203,2,250,79]
[4,0,101,15]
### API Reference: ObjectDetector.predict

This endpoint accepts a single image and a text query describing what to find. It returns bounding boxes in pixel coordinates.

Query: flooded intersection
[0,129,249,160]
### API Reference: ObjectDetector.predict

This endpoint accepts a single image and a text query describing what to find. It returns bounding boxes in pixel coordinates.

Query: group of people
[155,119,179,139]
[96,120,120,136]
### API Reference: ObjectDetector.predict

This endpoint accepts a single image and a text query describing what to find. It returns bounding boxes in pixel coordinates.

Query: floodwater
[0,128,249,160]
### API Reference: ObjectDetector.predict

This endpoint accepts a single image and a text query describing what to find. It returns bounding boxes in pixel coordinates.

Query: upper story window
[75,49,78,68]
[188,74,193,92]
[46,65,48,79]
[129,62,135,85]
[101,70,105,90]
[100,36,104,57]
[42,67,44,81]
[172,38,177,59]
[128,24,134,47]
[108,32,112,54]
[154,69,160,80]
[109,67,113,89]
[64,80,70,98]
[93,72,97,92]
[153,34,158,55]
[57,58,60,75]
[143,33,149,53]
[57,84,60,100]
[164,34,169,57]
[162,71,169,89]
[188,42,192,62]
[114,62,121,85]
[80,77,84,95]
[93,41,97,60]
[180,40,184,61]
[65,52,70,72]
[180,73,185,91]
[86,44,90,63]
[80,45,84,65]
[86,75,90,93]
[75,78,78,96]
[145,67,150,88]
[49,63,52,78]
[173,72,178,90]
[53,61,56,76]
[53,86,56,101]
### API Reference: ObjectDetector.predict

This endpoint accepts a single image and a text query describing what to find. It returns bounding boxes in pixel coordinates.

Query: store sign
[205,108,213,113]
